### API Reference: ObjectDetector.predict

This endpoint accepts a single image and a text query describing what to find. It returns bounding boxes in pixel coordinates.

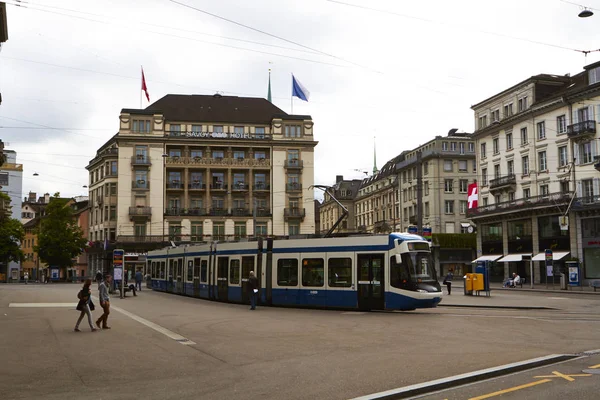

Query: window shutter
[594,178,600,199]
[588,105,595,121]
[573,109,579,124]
[574,144,580,165]
[577,180,583,198]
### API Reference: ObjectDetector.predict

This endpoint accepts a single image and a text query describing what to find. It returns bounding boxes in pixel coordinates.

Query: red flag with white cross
[467,182,478,209]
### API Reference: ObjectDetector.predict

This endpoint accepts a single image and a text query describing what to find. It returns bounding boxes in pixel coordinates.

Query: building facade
[0,146,23,281]
[21,192,51,224]
[469,61,600,284]
[319,175,362,235]
[86,94,317,274]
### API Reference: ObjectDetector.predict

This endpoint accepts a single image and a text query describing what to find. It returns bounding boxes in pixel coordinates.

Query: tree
[34,195,87,279]
[0,192,24,271]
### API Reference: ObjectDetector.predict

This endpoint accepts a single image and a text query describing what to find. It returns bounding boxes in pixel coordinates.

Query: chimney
[44,193,50,204]
[28,191,36,202]
[336,175,343,183]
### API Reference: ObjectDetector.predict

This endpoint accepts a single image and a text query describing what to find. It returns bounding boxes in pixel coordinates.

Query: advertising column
[113,249,124,298]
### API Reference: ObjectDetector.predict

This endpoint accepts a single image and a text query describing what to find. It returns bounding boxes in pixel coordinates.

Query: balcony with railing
[489,174,516,192]
[132,180,149,190]
[467,191,573,218]
[286,183,302,192]
[232,208,251,216]
[165,208,207,216]
[572,195,600,210]
[284,207,306,219]
[232,182,249,191]
[567,120,596,139]
[129,206,152,218]
[188,182,206,190]
[254,182,270,191]
[131,155,151,166]
[210,208,228,216]
[284,159,304,169]
[594,156,600,172]
[166,181,184,190]
[210,182,228,190]
[256,208,271,217]
[165,155,272,167]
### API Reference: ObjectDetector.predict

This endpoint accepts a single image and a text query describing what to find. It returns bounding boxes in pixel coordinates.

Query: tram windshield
[401,251,436,281]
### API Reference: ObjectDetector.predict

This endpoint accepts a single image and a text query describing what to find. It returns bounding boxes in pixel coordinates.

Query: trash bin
[464,273,473,295]
[560,273,567,290]
[472,273,484,292]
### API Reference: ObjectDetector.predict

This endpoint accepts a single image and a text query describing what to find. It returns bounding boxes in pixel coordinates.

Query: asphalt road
[1,284,599,400]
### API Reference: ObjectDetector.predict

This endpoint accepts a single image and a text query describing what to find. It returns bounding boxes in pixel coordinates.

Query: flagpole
[290,72,293,114]
[140,66,143,109]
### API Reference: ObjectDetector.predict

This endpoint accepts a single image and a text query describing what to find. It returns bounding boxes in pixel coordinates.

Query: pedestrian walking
[96,275,112,330]
[75,279,97,332]
[135,269,143,292]
[95,270,103,283]
[443,268,454,295]
[248,271,259,310]
[24,272,29,284]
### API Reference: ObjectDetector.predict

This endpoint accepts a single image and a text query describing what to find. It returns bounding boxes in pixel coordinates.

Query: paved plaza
[1,283,599,400]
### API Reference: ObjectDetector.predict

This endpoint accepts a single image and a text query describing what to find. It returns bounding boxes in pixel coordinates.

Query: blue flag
[292,74,310,102]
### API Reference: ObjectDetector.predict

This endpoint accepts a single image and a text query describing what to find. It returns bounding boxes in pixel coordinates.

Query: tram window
[168,259,174,278]
[200,260,208,283]
[328,258,352,287]
[160,261,166,279]
[187,261,193,281]
[194,258,200,279]
[151,262,156,278]
[302,258,324,287]
[230,260,240,284]
[277,258,298,286]
[177,259,183,278]
[390,256,410,289]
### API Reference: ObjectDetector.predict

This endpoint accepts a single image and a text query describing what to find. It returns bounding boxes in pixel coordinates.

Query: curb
[438,304,557,310]
[349,354,576,400]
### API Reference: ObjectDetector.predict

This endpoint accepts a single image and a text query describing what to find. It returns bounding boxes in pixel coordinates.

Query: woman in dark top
[75,279,97,332]
[443,269,454,295]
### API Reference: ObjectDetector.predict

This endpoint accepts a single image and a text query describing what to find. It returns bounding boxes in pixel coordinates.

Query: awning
[472,255,503,263]
[497,254,532,263]
[531,251,570,261]
[461,223,471,228]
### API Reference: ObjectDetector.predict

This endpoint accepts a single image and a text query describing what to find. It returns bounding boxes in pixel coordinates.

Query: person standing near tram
[443,268,454,295]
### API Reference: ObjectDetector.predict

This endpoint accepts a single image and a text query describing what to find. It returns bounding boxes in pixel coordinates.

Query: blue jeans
[250,292,257,309]
[136,281,142,291]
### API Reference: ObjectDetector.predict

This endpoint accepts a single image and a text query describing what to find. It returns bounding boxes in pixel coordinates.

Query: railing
[567,120,596,137]
[232,183,249,190]
[284,208,306,218]
[232,208,251,216]
[284,159,304,168]
[131,155,151,165]
[132,180,149,190]
[166,182,184,189]
[467,191,573,218]
[129,206,152,216]
[210,208,227,216]
[254,183,270,191]
[286,183,302,192]
[210,183,228,190]
[256,208,271,217]
[188,183,206,190]
[165,208,207,216]
[489,174,516,189]
[164,156,272,167]
[572,195,600,209]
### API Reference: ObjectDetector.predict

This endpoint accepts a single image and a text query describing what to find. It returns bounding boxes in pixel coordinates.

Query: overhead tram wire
[167,0,381,74]
[7,0,322,56]
[3,1,347,69]
[326,0,600,56]
[0,115,109,140]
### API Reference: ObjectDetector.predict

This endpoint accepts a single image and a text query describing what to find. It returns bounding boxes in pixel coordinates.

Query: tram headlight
[417,289,428,293]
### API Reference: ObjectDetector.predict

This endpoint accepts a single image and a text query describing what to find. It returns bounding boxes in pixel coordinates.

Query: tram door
[193,258,201,297]
[357,254,385,311]
[176,258,184,294]
[241,256,255,305]
[217,257,229,301]
[167,259,175,293]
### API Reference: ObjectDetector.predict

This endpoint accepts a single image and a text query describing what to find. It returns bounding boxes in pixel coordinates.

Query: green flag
[267,70,272,103]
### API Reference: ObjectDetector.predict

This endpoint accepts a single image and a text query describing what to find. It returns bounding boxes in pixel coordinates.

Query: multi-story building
[0,145,23,281]
[355,156,401,233]
[21,218,43,281]
[21,192,51,224]
[469,61,600,284]
[395,132,477,276]
[86,94,317,274]
[319,175,362,234]
[396,132,476,234]
[71,198,89,279]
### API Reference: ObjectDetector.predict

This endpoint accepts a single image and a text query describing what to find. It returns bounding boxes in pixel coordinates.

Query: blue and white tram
[147,233,442,311]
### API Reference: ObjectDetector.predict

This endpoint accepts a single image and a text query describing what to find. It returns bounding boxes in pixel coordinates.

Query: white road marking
[9,301,196,346]
[109,303,196,345]
[548,297,567,300]
[9,303,76,308]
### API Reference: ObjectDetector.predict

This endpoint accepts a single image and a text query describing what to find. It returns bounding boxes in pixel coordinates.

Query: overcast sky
[1,0,599,202]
